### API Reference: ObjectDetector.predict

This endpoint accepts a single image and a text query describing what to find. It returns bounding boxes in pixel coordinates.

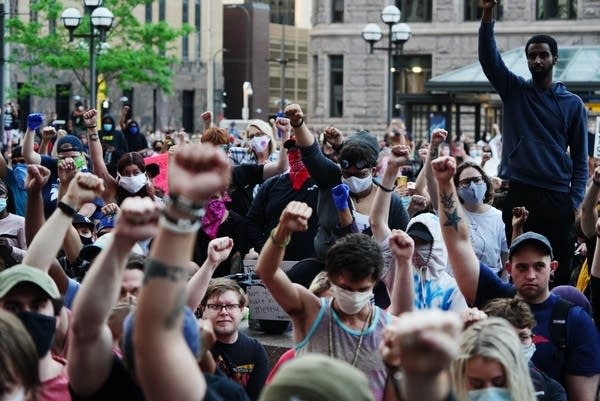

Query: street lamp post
[61,0,113,110]
[361,5,411,124]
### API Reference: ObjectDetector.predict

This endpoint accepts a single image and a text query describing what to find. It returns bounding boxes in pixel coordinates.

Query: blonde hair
[451,317,536,401]
[308,271,330,296]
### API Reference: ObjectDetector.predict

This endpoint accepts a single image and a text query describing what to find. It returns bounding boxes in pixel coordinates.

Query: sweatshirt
[478,21,588,209]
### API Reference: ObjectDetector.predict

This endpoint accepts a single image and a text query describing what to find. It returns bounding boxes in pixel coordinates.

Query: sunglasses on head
[340,159,370,170]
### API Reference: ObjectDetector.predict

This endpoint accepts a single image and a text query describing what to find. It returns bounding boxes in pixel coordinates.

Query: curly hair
[453,161,494,204]
[201,127,229,146]
[482,297,537,330]
[326,233,384,282]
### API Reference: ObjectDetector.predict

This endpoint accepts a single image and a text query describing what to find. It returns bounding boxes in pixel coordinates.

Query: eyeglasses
[340,159,370,170]
[205,304,241,313]
[458,176,483,188]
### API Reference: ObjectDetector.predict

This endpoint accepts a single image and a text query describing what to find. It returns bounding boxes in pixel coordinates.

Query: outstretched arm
[415,129,447,212]
[68,197,160,396]
[24,165,50,246]
[255,201,319,319]
[284,103,315,147]
[432,156,480,306]
[581,168,600,238]
[262,117,291,180]
[185,237,234,310]
[22,113,44,165]
[135,143,231,401]
[371,145,411,243]
[388,230,415,315]
[23,172,105,272]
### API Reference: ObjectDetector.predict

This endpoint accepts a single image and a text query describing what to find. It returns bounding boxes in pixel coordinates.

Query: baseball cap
[247,119,273,137]
[509,232,553,259]
[79,233,144,261]
[96,214,116,234]
[406,222,433,243]
[259,354,374,401]
[56,135,83,154]
[72,213,94,229]
[0,264,60,299]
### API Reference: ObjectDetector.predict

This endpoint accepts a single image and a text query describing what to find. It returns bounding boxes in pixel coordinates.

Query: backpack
[548,297,575,380]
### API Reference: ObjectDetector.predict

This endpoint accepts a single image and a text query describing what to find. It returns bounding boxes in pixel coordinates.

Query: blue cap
[56,135,83,154]
[509,232,553,259]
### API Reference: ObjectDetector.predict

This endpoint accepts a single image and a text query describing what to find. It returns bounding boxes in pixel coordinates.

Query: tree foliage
[7,0,193,98]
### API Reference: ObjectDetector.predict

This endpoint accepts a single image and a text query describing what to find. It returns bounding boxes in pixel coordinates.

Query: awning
[426,46,600,93]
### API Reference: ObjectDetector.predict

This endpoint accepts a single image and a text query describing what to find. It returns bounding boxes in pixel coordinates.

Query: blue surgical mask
[522,343,536,361]
[129,126,139,135]
[0,198,7,212]
[468,387,512,401]
[103,124,113,132]
[458,181,486,205]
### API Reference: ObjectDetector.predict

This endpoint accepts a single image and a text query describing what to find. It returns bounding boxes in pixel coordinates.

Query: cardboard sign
[243,260,297,321]
[144,153,169,194]
[594,116,600,159]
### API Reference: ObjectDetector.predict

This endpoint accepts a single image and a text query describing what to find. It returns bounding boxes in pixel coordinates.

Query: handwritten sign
[144,153,169,195]
[594,116,600,159]
[243,260,297,321]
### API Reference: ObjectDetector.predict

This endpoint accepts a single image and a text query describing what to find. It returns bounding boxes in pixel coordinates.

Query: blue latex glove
[27,113,44,131]
[332,183,350,211]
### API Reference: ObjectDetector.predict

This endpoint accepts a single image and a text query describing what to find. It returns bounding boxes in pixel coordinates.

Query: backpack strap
[549,298,574,378]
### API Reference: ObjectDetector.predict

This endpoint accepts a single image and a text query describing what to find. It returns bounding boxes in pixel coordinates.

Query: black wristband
[374,179,396,193]
[290,117,304,128]
[57,201,77,218]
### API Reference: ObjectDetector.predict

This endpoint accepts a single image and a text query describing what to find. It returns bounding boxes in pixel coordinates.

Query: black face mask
[80,235,94,246]
[17,310,56,358]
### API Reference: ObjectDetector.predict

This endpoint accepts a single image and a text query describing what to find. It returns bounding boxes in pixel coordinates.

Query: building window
[536,0,576,19]
[195,0,201,60]
[182,90,195,133]
[270,0,295,25]
[329,55,343,118]
[464,0,503,21]
[159,0,166,21]
[395,0,431,22]
[55,84,71,122]
[145,2,152,23]
[182,0,189,61]
[332,0,344,22]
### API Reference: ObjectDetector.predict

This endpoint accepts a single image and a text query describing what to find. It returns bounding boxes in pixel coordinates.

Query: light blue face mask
[468,387,513,401]
[458,181,487,205]
[103,124,113,132]
[0,198,7,212]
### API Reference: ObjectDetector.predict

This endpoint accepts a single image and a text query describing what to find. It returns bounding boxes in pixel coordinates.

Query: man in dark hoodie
[99,115,128,177]
[479,0,588,286]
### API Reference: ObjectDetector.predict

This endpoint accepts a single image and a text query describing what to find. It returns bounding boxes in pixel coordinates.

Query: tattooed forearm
[164,290,186,330]
[143,259,188,284]
[440,192,455,209]
[443,209,462,231]
[430,145,439,159]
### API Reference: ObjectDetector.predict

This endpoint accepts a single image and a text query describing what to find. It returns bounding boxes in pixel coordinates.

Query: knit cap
[259,353,374,401]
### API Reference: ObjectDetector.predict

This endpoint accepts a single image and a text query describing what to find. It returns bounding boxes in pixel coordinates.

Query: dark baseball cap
[509,232,553,259]
[406,222,433,243]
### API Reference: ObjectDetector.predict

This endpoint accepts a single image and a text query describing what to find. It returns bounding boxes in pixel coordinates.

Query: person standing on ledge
[479,0,588,286]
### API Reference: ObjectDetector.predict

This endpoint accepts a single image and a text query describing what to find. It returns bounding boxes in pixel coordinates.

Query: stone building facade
[308,0,600,141]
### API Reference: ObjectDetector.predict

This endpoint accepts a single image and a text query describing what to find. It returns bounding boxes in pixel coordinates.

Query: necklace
[328,300,373,367]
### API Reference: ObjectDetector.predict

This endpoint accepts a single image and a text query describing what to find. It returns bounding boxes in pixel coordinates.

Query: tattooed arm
[431,156,480,306]
[135,143,231,401]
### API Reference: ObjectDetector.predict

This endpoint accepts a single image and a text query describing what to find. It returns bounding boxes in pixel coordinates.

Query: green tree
[7,0,193,99]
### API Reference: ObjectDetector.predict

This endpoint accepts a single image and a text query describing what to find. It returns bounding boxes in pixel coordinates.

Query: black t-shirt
[69,355,144,401]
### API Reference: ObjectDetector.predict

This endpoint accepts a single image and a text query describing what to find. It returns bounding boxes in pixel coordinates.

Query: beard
[529,64,553,82]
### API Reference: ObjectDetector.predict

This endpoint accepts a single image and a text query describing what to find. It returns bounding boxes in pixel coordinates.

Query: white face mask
[249,135,270,153]
[521,342,536,361]
[118,173,147,194]
[329,283,373,315]
[341,175,373,194]
[467,387,512,401]
[4,386,25,401]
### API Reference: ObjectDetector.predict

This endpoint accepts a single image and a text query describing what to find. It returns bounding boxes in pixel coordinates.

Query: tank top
[295,298,391,401]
